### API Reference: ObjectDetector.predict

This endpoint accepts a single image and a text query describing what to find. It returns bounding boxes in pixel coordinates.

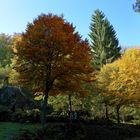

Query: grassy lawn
[0,122,140,140]
[0,122,40,140]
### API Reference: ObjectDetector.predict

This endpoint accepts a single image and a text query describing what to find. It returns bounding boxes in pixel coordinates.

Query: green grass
[0,122,40,140]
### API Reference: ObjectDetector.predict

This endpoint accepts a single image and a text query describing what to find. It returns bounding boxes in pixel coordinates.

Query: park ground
[1,121,140,140]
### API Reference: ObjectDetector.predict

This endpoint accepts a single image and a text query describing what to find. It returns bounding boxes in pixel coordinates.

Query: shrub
[11,109,40,123]
[13,123,86,140]
[0,105,11,121]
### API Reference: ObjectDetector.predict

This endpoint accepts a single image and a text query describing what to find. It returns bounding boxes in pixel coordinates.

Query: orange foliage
[15,14,94,97]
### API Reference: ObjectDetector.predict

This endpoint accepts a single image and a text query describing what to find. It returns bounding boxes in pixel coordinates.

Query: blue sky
[0,0,139,47]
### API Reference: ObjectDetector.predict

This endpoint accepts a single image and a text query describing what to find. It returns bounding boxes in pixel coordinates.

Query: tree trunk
[41,92,48,127]
[3,76,9,87]
[116,105,120,124]
[41,63,52,127]
[105,104,109,122]
[68,94,72,122]
[41,79,54,127]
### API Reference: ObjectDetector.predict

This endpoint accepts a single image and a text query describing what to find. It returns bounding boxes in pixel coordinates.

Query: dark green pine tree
[89,9,121,122]
[89,9,121,70]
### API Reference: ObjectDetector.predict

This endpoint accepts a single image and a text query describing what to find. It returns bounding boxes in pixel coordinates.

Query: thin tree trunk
[41,92,48,127]
[41,78,54,127]
[3,76,9,87]
[68,94,72,122]
[41,62,52,127]
[116,105,120,124]
[41,81,51,127]
[105,104,109,121]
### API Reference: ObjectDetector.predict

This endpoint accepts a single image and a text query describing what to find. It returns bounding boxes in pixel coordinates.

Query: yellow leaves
[98,48,140,107]
[123,48,140,58]
[34,94,43,101]
[12,34,22,54]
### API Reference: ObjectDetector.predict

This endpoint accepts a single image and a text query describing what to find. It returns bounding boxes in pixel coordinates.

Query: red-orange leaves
[15,13,94,97]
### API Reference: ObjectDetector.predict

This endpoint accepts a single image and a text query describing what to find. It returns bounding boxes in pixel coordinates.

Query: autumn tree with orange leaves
[15,14,93,125]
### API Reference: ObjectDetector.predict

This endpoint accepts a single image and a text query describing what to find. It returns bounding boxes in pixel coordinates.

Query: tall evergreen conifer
[89,10,121,121]
[89,10,121,70]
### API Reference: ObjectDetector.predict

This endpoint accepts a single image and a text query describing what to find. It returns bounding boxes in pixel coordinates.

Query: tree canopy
[133,0,140,12]
[98,48,140,123]
[89,9,121,70]
[0,34,13,67]
[15,13,94,124]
